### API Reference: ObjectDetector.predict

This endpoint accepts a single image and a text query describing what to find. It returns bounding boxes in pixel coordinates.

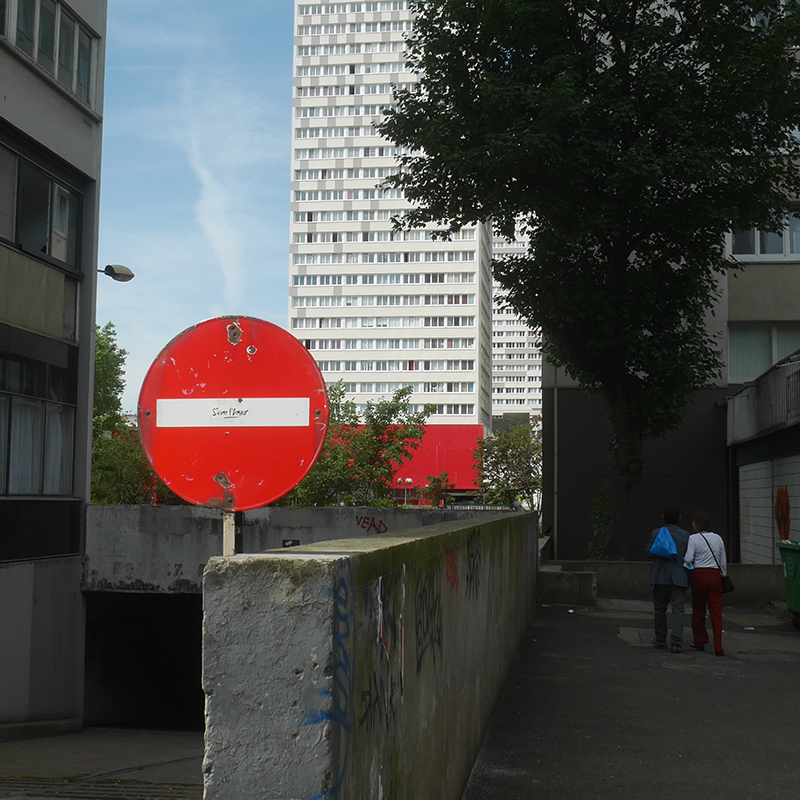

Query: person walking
[685,511,728,657]
[647,507,691,653]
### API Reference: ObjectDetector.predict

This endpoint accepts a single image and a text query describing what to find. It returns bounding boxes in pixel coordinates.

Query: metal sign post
[222,510,236,557]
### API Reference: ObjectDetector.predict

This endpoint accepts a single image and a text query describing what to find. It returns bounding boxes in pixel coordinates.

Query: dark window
[37,0,56,74]
[0,145,16,240]
[57,13,74,88]
[16,0,35,57]
[18,160,51,255]
[0,350,77,497]
[3,145,82,269]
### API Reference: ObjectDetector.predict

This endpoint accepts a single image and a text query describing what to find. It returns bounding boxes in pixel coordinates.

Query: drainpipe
[553,367,559,560]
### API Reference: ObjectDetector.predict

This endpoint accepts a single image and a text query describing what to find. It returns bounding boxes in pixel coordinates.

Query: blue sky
[96,0,295,411]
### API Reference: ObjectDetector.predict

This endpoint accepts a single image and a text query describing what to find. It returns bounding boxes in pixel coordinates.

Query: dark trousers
[691,567,724,652]
[653,584,686,645]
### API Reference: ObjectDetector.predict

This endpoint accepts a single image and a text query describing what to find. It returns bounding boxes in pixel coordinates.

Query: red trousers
[691,567,724,652]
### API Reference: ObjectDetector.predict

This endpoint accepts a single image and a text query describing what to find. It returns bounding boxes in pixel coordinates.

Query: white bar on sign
[156,397,310,428]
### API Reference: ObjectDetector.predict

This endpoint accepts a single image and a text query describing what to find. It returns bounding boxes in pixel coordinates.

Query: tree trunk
[603,423,644,560]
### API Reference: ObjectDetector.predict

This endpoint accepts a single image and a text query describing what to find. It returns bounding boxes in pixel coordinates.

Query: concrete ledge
[537,570,597,606]
[202,512,537,800]
[0,717,82,743]
[548,561,786,605]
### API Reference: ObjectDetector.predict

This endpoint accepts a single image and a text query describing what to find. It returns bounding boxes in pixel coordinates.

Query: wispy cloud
[99,1,294,408]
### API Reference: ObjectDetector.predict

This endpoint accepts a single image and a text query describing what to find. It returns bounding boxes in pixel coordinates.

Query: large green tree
[474,423,542,510]
[279,383,435,507]
[381,0,800,557]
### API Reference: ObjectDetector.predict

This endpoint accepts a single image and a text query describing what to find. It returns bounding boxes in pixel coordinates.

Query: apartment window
[16,157,80,267]
[11,0,96,104]
[16,0,35,56]
[1,351,77,496]
[731,215,800,259]
[37,0,56,73]
[729,323,800,381]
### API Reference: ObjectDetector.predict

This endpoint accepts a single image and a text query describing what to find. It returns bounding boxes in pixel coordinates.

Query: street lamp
[98,264,135,282]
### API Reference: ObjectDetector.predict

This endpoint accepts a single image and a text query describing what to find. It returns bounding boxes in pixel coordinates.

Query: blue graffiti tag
[303,558,354,799]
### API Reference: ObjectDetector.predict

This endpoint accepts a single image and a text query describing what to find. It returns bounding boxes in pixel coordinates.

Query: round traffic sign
[137,316,329,510]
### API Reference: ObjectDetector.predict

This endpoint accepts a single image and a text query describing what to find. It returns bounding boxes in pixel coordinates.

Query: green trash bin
[777,540,800,631]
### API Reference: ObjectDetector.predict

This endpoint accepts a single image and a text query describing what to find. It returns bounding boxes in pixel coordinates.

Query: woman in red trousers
[684,511,728,657]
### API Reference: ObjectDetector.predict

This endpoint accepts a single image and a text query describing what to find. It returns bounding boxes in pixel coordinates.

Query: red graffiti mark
[377,578,389,657]
[446,549,459,592]
[356,515,388,534]
[776,486,791,540]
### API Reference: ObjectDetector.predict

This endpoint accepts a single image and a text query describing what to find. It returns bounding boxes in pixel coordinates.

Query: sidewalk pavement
[462,597,800,800]
[0,728,203,799]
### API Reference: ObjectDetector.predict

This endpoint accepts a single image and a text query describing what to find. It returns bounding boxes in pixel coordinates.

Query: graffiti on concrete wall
[356,515,388,534]
[414,564,442,674]
[445,549,459,593]
[303,559,354,798]
[465,532,482,600]
[360,571,405,733]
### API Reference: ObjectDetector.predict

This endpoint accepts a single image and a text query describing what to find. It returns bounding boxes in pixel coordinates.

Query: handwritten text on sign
[156,397,310,428]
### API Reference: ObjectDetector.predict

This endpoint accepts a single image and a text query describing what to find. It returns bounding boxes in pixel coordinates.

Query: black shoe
[689,643,705,651]
[715,650,725,657]
[652,638,667,649]
[671,644,684,653]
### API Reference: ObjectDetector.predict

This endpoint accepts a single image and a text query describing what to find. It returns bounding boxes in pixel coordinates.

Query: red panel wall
[394,424,484,492]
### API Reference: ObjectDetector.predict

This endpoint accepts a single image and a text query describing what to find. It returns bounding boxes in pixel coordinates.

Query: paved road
[462,598,800,800]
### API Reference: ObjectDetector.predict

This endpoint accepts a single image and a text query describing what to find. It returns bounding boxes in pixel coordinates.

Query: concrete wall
[550,561,785,606]
[84,505,513,593]
[202,512,538,800]
[0,558,83,729]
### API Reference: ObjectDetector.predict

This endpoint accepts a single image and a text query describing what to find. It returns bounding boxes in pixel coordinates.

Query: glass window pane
[729,324,771,382]
[51,184,77,265]
[18,161,51,255]
[57,14,74,89]
[789,215,800,254]
[37,0,56,74]
[76,28,91,102]
[732,229,756,255]
[9,396,42,494]
[16,0,34,57]
[0,144,16,241]
[43,403,73,495]
[0,0,6,38]
[776,325,800,362]
[0,394,7,493]
[760,229,784,255]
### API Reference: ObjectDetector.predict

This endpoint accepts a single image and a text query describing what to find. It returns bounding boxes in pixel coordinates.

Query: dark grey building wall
[542,386,731,560]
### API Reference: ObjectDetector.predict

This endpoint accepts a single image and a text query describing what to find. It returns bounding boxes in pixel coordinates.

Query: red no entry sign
[138,316,329,510]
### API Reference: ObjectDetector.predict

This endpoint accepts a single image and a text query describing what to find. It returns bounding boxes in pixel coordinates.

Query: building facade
[290,1,493,493]
[491,232,542,421]
[0,0,106,731]
[542,221,800,561]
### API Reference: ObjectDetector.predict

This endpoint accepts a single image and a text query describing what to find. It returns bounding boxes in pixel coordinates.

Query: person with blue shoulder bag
[647,507,691,653]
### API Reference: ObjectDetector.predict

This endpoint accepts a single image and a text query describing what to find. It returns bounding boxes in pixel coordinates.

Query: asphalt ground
[462,598,800,800]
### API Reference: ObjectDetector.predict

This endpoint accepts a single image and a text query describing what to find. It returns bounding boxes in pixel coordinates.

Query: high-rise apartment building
[290,1,493,492]
[491,233,542,420]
